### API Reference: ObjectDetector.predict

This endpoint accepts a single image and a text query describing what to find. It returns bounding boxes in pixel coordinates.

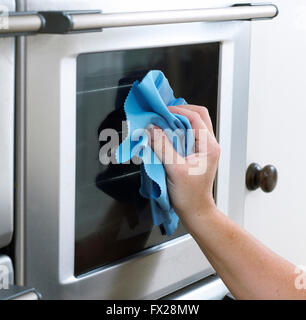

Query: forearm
[149,105,306,299]
[184,207,306,300]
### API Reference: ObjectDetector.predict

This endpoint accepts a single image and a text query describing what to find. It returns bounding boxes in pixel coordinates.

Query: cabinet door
[245,0,306,266]
[0,0,14,248]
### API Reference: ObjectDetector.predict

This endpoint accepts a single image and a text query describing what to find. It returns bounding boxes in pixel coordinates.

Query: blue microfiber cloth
[115,70,195,236]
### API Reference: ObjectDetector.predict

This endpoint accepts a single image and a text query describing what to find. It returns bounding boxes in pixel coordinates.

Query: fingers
[168,105,215,137]
[167,105,210,154]
[147,125,184,172]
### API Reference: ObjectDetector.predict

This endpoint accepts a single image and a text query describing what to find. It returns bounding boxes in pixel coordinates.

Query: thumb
[147,125,184,172]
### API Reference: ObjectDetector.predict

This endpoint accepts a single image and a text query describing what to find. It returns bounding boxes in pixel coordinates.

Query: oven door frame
[0,0,14,249]
[22,7,250,299]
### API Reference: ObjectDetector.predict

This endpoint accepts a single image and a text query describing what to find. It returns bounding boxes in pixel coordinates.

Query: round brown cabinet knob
[246,163,278,193]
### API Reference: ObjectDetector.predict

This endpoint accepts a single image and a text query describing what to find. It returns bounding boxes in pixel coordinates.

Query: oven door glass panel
[75,43,220,275]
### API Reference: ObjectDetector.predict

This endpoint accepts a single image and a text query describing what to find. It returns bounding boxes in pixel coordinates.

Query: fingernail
[146,124,154,130]
[146,124,160,141]
[146,124,155,141]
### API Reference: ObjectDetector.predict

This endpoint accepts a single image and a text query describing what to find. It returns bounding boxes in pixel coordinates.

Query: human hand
[147,105,220,229]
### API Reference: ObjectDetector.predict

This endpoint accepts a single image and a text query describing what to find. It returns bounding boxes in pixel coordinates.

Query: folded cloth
[115,70,195,236]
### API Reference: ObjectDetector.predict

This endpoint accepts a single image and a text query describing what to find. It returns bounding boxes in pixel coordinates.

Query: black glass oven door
[75,43,220,275]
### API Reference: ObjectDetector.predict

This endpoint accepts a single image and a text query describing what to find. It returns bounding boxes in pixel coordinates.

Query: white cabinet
[245,0,306,266]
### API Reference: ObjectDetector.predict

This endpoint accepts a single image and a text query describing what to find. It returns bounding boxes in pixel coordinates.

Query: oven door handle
[0,3,278,37]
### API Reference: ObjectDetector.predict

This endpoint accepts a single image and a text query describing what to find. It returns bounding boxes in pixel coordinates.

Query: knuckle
[213,142,221,158]
[202,106,209,113]
[192,112,202,122]
[200,107,209,118]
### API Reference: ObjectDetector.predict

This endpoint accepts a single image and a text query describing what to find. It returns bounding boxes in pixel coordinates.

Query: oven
[0,0,277,299]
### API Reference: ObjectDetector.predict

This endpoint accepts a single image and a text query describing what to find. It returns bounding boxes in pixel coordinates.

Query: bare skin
[147,104,306,300]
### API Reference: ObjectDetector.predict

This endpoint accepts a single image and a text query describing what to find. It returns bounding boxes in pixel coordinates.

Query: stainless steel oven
[0,0,277,299]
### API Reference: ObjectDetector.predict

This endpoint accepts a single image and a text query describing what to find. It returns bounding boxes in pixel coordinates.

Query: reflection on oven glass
[75,43,220,275]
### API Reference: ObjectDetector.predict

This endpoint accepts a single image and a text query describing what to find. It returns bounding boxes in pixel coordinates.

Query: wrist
[199,195,218,216]
[180,197,218,234]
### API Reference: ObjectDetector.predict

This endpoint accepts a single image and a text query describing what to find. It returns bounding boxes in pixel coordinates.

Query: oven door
[21,0,254,299]
[0,0,14,249]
